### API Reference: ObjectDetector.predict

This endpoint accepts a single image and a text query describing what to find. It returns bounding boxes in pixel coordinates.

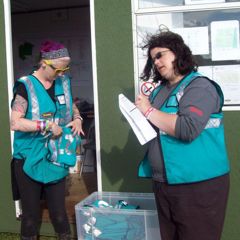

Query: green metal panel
[221,112,240,240]
[94,1,240,239]
[0,0,20,233]
[94,0,151,192]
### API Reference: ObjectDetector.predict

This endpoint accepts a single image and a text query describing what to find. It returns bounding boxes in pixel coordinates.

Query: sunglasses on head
[152,50,170,63]
[43,60,70,74]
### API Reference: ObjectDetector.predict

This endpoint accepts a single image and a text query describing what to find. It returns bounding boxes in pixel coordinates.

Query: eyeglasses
[152,50,171,63]
[43,60,70,74]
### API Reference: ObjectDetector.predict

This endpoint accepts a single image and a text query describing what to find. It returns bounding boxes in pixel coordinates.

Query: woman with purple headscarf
[10,40,84,240]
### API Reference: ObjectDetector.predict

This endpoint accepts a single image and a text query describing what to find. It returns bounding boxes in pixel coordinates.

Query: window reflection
[138,0,240,9]
[136,9,240,66]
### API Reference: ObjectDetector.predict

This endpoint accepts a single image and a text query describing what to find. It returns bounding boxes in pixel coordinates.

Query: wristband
[45,120,51,132]
[146,108,156,120]
[40,120,46,131]
[144,107,154,117]
[75,116,83,121]
[36,120,41,131]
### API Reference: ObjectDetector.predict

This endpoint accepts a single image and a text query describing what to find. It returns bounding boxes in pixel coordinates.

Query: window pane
[137,9,240,66]
[136,9,240,105]
[138,0,240,9]
[139,0,183,8]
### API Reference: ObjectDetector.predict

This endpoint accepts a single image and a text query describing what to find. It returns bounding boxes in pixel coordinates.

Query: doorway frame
[3,0,102,195]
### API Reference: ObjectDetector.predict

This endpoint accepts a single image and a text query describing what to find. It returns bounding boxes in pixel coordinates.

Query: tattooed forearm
[12,94,27,115]
[10,119,18,130]
[10,117,39,132]
[11,95,38,132]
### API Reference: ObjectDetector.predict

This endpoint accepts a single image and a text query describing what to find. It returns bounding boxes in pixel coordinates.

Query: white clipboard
[119,94,157,145]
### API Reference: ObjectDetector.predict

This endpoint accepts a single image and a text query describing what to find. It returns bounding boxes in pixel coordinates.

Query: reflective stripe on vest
[58,75,72,125]
[19,76,40,120]
[160,117,222,135]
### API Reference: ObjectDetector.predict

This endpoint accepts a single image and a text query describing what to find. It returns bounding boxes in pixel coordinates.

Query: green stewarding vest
[13,75,80,183]
[138,71,230,184]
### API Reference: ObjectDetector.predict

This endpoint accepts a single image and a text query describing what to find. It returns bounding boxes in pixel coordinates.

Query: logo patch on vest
[41,112,54,119]
[56,95,66,105]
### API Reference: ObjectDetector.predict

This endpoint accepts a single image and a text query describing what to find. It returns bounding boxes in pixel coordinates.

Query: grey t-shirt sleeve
[175,77,221,142]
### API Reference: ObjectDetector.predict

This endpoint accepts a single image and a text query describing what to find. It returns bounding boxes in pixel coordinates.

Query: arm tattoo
[73,103,81,120]
[10,119,17,128]
[12,94,28,116]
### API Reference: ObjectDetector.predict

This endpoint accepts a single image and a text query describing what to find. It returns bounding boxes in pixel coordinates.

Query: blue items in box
[82,200,143,239]
[88,199,140,210]
[83,214,145,239]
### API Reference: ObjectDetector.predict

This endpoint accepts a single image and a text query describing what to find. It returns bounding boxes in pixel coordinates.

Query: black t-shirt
[15,75,55,102]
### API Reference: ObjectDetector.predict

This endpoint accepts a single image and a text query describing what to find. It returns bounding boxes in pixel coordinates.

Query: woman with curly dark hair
[136,28,230,240]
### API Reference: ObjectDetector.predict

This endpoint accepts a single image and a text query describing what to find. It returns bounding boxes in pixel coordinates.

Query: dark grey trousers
[153,174,230,240]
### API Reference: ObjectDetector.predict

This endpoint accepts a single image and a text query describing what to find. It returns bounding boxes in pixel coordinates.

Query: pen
[130,107,137,112]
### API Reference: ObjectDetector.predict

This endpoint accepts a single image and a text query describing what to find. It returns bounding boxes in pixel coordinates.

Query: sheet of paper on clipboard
[118,94,157,145]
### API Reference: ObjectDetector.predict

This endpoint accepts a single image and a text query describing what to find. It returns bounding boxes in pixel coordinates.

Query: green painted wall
[94,1,240,240]
[221,112,240,240]
[94,0,151,193]
[0,0,20,234]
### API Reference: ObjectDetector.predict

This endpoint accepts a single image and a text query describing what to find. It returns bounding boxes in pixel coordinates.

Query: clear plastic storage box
[75,191,161,240]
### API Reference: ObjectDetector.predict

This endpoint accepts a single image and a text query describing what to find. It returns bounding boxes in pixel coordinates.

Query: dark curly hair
[140,27,198,83]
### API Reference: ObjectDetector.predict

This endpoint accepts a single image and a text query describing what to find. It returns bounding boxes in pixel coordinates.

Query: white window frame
[131,0,240,111]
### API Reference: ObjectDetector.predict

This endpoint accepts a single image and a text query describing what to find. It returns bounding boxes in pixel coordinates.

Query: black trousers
[13,160,70,237]
[153,174,230,240]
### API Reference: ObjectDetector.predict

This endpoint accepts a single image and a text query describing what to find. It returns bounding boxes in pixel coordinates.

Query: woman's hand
[135,94,152,115]
[66,119,85,136]
[136,93,177,137]
[49,122,63,138]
